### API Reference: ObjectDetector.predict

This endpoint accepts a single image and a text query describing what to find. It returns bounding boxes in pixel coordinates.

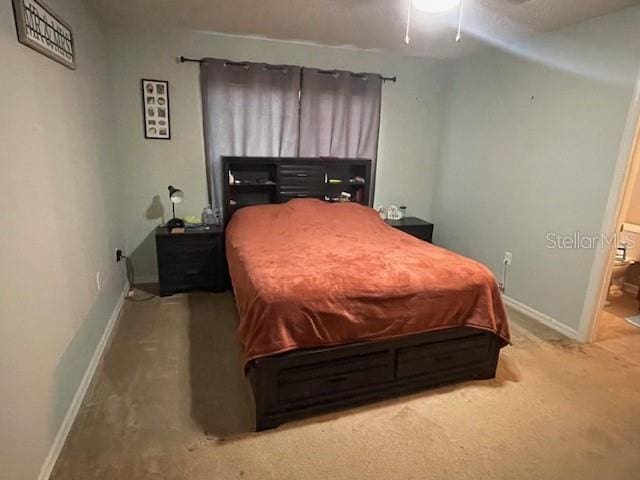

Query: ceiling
[92,0,640,58]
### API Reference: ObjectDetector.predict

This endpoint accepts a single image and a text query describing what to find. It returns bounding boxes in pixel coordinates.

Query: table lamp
[167,185,185,232]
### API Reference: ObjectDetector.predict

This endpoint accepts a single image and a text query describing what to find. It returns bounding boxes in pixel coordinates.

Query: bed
[226,197,510,430]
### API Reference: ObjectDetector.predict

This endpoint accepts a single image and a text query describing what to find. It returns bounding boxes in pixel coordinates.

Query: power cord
[122,254,156,302]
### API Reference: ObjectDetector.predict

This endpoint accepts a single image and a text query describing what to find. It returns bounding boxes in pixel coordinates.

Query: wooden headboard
[222,157,373,224]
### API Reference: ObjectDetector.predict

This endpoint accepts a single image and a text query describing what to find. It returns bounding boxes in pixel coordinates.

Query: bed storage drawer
[396,333,492,379]
[276,351,394,404]
[249,329,502,430]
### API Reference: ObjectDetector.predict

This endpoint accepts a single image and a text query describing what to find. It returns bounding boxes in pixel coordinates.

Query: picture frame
[12,0,76,69]
[141,79,171,140]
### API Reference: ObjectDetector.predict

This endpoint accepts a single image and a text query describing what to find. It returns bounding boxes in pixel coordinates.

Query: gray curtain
[299,68,382,202]
[200,59,301,213]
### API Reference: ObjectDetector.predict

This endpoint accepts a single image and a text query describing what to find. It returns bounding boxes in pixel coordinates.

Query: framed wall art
[12,0,76,69]
[141,79,171,140]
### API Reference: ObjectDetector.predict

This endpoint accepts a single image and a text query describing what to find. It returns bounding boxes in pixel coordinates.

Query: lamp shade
[168,185,184,204]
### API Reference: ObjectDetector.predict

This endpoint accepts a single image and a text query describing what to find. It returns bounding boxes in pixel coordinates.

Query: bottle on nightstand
[202,205,216,226]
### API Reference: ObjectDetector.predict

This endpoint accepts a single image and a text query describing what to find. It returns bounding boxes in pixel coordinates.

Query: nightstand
[385,217,434,243]
[155,226,228,296]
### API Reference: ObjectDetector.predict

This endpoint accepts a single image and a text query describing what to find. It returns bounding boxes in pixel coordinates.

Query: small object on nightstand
[201,204,216,226]
[386,204,402,220]
[385,217,434,243]
[184,215,201,225]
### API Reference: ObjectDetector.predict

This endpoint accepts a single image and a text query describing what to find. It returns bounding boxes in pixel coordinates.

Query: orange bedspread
[226,199,510,364]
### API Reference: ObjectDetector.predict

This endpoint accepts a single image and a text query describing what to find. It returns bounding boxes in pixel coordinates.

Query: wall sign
[12,0,75,69]
[141,79,171,140]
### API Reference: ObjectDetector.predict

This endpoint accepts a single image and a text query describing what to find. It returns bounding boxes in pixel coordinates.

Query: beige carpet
[51,291,640,480]
[597,293,640,365]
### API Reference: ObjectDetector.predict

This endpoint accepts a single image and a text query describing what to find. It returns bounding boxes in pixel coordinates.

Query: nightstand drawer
[160,236,220,253]
[166,247,221,265]
[155,227,227,296]
[396,225,433,243]
[385,217,434,243]
[167,261,217,275]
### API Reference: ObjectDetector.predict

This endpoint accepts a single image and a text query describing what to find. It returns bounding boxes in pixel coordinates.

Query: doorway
[585,109,640,364]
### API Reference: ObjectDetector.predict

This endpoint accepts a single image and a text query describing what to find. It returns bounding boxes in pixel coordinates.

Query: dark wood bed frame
[249,328,502,430]
[222,156,504,431]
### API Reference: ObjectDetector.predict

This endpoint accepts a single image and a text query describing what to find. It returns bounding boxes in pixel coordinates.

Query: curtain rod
[178,56,397,83]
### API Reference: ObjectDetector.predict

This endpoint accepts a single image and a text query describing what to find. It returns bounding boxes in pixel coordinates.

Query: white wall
[432,6,640,333]
[0,1,125,478]
[107,28,447,279]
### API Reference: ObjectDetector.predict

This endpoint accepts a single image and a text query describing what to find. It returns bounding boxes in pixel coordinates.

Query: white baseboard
[624,282,639,295]
[502,294,579,340]
[38,281,129,480]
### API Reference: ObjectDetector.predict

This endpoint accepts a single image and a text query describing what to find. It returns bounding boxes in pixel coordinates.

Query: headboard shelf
[222,156,372,224]
[229,182,278,188]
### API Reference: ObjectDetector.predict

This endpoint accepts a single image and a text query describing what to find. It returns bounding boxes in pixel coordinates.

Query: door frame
[578,68,640,342]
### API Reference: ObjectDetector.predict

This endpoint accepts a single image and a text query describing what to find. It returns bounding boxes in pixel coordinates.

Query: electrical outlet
[504,251,513,265]
[96,271,103,292]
